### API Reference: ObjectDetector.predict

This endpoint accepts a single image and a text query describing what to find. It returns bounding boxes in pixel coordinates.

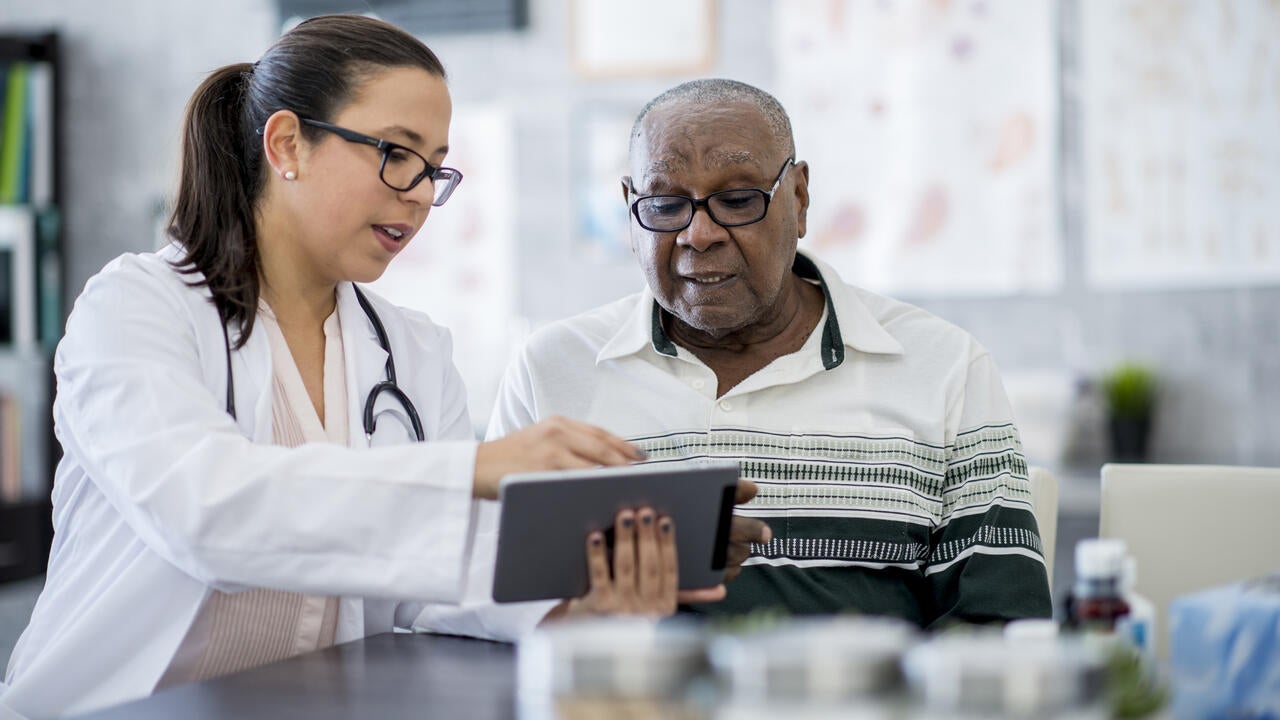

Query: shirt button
[719,400,733,412]
[692,379,705,390]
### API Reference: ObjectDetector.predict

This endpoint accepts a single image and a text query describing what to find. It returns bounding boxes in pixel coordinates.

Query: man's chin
[669,307,753,342]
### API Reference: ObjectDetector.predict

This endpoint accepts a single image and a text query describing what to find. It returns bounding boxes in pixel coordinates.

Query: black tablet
[491,460,741,603]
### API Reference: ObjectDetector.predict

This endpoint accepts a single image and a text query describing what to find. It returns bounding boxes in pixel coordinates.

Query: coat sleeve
[922,351,1053,628]
[411,347,557,641]
[54,257,478,602]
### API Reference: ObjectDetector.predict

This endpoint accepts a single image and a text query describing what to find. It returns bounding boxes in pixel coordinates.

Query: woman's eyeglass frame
[257,116,463,205]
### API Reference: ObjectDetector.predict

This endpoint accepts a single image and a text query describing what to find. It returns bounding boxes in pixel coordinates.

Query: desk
[73,633,516,720]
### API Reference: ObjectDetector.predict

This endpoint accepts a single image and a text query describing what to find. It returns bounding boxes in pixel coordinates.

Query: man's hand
[724,479,771,583]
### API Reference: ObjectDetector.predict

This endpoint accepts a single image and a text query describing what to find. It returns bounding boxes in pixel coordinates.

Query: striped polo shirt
[486,251,1051,628]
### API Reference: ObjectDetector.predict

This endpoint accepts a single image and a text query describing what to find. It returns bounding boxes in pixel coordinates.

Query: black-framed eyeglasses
[299,118,463,206]
[627,158,795,233]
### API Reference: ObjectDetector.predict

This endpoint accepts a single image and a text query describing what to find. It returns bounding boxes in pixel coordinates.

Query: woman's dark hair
[169,14,446,347]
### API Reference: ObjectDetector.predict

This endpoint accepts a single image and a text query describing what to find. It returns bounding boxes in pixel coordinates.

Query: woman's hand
[541,507,725,623]
[473,416,643,499]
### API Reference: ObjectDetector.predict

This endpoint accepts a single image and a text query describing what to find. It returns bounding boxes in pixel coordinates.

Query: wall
[2,0,1275,466]
[0,0,277,294]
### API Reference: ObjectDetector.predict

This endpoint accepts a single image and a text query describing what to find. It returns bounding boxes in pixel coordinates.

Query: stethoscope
[220,285,425,442]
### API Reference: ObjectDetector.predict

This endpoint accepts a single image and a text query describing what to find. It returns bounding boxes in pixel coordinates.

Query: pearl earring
[284,170,297,180]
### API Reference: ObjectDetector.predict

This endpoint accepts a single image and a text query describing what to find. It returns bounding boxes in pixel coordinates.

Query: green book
[1,63,29,204]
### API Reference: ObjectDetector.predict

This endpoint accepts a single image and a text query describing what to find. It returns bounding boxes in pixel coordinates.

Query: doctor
[1,15,720,719]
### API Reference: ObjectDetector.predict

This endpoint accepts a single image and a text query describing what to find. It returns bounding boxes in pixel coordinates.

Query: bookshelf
[0,31,62,584]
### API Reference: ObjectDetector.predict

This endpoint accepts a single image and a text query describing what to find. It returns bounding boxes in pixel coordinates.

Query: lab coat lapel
[335,283,394,641]
[336,283,389,451]
[221,308,273,443]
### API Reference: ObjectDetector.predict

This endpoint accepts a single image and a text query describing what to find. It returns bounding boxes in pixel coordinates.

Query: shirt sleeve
[485,344,540,440]
[54,258,477,603]
[922,351,1053,628]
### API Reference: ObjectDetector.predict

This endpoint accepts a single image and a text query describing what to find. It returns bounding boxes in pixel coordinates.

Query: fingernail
[621,516,634,529]
[641,513,653,527]
[660,519,672,534]
[590,533,603,546]
[762,526,773,543]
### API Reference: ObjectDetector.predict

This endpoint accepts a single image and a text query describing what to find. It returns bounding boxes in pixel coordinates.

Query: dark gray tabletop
[73,633,517,719]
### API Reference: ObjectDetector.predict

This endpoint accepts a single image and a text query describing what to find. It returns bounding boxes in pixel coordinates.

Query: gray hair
[629,78,796,159]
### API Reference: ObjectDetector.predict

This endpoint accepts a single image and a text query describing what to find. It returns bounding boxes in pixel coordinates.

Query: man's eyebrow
[644,158,684,176]
[641,151,763,189]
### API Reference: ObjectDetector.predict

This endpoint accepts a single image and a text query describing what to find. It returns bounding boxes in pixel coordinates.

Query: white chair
[1099,463,1280,660]
[1028,466,1058,594]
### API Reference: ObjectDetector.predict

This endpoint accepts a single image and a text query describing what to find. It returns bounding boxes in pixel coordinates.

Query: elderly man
[485,79,1051,627]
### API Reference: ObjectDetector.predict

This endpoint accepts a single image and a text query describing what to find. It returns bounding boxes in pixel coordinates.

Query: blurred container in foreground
[516,617,707,720]
[708,615,917,719]
[902,630,1109,719]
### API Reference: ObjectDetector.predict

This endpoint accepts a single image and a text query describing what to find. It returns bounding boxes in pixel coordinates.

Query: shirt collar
[595,249,904,366]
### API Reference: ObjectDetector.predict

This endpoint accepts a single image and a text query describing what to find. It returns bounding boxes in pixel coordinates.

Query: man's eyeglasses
[628,158,795,233]
[298,118,463,206]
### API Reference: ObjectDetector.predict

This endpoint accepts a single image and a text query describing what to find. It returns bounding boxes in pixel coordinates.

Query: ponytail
[169,63,262,348]
[167,16,447,349]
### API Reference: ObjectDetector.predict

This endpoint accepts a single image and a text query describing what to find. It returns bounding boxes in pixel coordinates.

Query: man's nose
[676,205,727,251]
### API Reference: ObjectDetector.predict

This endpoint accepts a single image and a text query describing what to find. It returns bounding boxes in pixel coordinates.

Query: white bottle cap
[1075,538,1127,579]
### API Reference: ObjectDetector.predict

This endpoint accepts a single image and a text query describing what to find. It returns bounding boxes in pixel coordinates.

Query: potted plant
[1101,363,1157,462]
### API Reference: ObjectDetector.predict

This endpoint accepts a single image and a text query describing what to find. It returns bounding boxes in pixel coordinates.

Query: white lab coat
[1,245,481,718]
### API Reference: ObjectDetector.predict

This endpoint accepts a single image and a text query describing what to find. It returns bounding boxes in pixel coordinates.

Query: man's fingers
[734,478,759,505]
[723,541,752,583]
[676,585,727,604]
[722,517,769,584]
[730,516,772,544]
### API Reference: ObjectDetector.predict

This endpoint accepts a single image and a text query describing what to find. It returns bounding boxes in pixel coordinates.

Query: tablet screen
[492,460,740,603]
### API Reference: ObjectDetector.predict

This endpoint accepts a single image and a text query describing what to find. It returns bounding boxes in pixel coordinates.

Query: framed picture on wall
[570,0,716,79]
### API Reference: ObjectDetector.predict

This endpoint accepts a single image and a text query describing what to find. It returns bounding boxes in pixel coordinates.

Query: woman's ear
[261,109,303,181]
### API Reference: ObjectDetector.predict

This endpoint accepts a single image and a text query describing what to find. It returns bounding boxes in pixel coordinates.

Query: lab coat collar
[595,249,903,366]
[156,243,274,442]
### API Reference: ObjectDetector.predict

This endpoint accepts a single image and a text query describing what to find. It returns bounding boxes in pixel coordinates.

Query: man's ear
[261,109,303,181]
[793,160,810,239]
[620,178,642,256]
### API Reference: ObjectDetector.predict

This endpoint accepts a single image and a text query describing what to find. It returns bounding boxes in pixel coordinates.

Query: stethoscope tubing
[221,285,425,442]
